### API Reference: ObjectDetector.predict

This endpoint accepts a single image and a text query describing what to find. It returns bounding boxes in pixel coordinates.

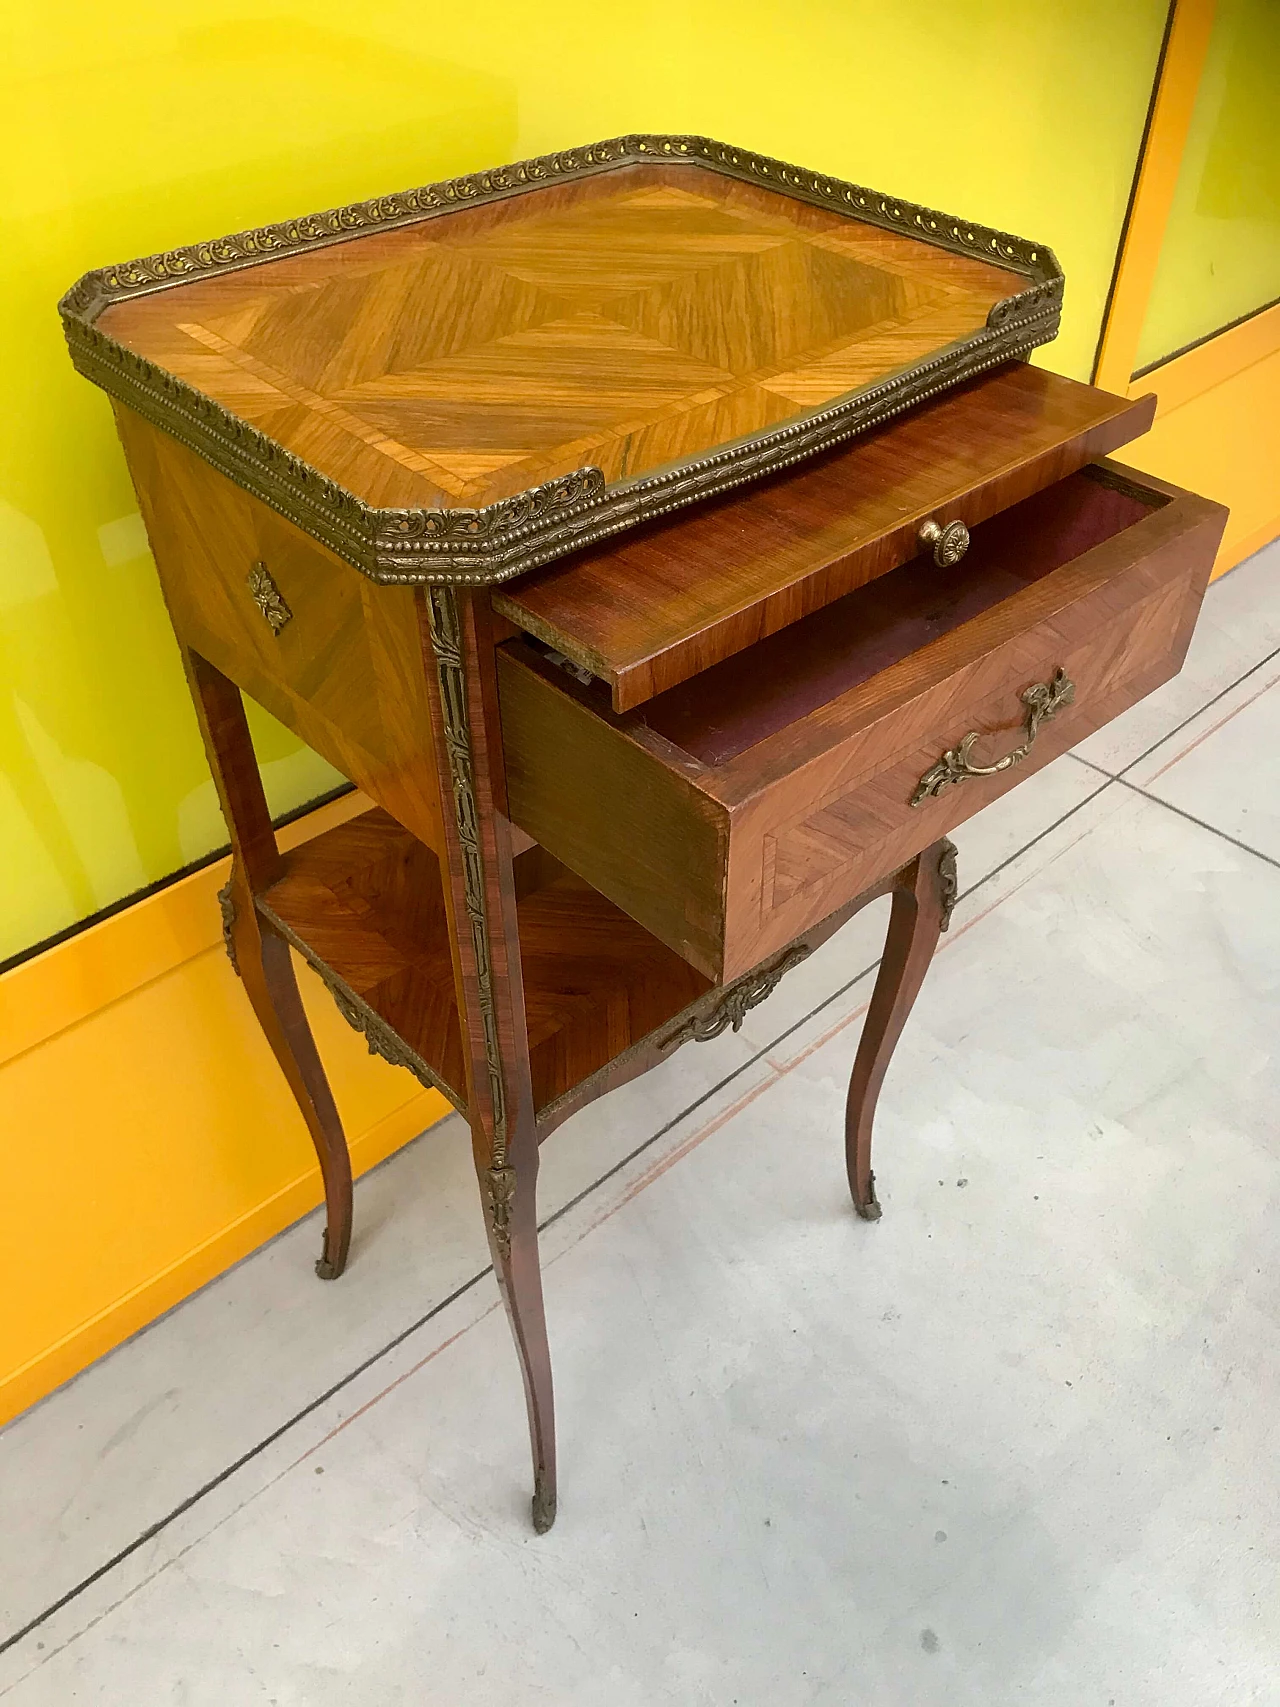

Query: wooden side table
[62,139,1227,1529]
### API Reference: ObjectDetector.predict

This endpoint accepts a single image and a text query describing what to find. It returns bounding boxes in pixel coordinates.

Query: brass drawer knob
[911,668,1075,805]
[918,517,970,567]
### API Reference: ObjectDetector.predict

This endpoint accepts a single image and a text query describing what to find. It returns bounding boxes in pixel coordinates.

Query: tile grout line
[1105,775,1280,874]
[0,1269,499,1660]
[0,746,1202,1659]
[957,768,1115,905]
[1088,638,1280,785]
[1139,664,1280,785]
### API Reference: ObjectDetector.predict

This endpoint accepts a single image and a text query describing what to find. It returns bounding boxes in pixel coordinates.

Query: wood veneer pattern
[63,136,1062,584]
[258,809,714,1117]
[116,406,446,859]
[96,168,1017,512]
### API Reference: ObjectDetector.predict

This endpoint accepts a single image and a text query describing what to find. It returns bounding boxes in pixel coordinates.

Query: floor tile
[0,1002,770,1645]
[1127,674,1280,864]
[1073,537,1280,777]
[5,788,1277,1704]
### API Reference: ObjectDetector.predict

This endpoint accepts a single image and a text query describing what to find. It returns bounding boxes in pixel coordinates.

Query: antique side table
[63,138,1227,1531]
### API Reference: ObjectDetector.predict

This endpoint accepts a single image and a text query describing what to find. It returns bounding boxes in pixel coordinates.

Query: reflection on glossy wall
[2,0,1168,962]
[1136,0,1280,373]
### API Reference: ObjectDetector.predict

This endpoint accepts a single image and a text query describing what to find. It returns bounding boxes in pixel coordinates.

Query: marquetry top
[62,136,1063,584]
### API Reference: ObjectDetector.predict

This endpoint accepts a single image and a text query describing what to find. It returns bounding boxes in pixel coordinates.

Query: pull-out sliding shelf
[496,365,1155,709]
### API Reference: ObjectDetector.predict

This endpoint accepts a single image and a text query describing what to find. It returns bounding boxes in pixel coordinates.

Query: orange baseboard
[0,791,450,1428]
[1122,306,1280,578]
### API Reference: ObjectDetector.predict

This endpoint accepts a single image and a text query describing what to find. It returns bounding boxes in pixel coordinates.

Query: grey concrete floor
[2,541,1278,1704]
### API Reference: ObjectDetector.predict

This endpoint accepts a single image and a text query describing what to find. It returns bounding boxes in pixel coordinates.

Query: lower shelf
[257,808,711,1123]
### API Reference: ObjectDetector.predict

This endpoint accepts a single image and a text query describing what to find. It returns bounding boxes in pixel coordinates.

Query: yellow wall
[1135,0,1280,370]
[2,0,1172,961]
[1091,0,1280,578]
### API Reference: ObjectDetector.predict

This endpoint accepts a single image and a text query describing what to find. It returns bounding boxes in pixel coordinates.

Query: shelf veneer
[258,808,713,1121]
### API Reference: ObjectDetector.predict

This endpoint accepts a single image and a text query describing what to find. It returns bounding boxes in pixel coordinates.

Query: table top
[62,137,1063,583]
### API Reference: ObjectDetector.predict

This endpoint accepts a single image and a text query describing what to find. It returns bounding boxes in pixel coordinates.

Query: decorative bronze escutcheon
[247,561,292,636]
[658,944,812,1051]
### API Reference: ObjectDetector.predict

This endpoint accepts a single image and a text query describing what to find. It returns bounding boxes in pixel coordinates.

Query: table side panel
[115,407,445,857]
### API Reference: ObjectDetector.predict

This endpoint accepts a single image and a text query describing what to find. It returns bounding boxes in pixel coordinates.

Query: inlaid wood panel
[498,463,1228,982]
[99,165,1025,513]
[517,858,710,1118]
[496,365,1157,709]
[752,568,1193,929]
[260,809,711,1117]
[115,406,444,855]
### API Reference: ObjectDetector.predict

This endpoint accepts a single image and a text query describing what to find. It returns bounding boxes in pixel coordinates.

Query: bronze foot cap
[854,1172,883,1221]
[531,1477,557,1534]
[314,1231,346,1280]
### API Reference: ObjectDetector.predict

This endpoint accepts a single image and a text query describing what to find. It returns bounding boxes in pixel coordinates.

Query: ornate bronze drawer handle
[918,517,970,567]
[910,667,1075,806]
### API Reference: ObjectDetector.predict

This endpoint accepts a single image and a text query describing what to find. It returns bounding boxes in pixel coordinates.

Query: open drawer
[497,462,1227,984]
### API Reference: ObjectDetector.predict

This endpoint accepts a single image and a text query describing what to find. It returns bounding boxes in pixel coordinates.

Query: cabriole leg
[227,897,355,1279]
[184,646,355,1279]
[846,838,957,1219]
[422,586,556,1531]
[474,1119,556,1532]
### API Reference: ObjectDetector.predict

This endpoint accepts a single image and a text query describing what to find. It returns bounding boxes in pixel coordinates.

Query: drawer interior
[520,464,1168,771]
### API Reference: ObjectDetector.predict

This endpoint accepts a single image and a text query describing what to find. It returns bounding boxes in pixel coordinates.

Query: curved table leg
[223,875,354,1278]
[182,644,354,1280]
[846,837,957,1220]
[477,1129,557,1533]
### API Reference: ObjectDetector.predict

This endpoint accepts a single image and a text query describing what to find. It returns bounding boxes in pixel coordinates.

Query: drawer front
[115,405,444,855]
[498,467,1226,984]
[737,550,1196,972]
